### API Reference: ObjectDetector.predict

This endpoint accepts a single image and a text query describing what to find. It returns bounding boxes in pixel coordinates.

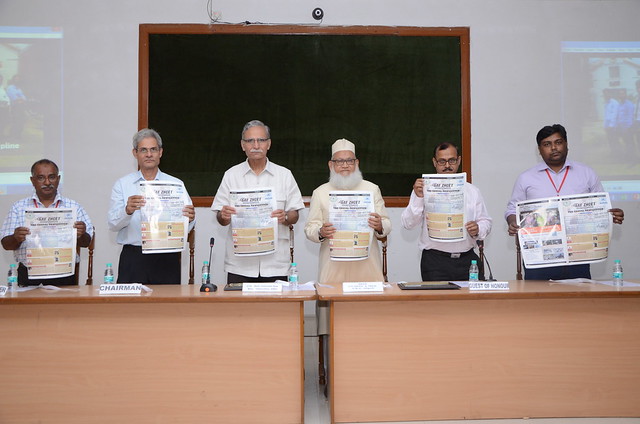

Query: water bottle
[469,260,479,282]
[7,263,18,291]
[288,262,299,290]
[201,261,210,284]
[613,259,623,287]
[104,263,115,284]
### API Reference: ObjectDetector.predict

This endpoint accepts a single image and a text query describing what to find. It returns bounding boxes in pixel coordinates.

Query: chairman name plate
[99,283,143,295]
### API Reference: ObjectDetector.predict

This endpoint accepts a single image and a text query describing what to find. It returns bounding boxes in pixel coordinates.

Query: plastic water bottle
[613,259,623,287]
[469,260,479,282]
[104,263,115,284]
[7,263,18,291]
[288,262,299,290]
[201,261,210,284]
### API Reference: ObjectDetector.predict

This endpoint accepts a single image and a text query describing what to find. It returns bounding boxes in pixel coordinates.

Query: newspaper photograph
[140,180,189,254]
[328,191,374,261]
[23,207,77,279]
[516,192,612,268]
[422,172,466,242]
[230,187,278,257]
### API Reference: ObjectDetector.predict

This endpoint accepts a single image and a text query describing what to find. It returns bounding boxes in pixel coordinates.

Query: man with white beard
[305,138,391,284]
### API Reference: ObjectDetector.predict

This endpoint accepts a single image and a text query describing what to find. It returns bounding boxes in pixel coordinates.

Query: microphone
[477,240,496,282]
[200,237,217,292]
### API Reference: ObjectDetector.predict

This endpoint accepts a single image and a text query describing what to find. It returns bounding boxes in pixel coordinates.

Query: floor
[302,318,640,424]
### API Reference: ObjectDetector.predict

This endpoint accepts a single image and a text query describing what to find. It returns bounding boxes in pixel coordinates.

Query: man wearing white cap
[305,138,391,283]
[305,138,391,385]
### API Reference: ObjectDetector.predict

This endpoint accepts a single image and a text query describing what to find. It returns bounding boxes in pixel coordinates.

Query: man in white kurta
[305,138,391,355]
[305,138,391,284]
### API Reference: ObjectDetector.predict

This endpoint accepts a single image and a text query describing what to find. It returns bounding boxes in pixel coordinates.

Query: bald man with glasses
[212,120,304,283]
[401,142,492,281]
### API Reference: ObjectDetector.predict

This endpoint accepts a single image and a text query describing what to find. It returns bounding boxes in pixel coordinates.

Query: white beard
[329,167,363,190]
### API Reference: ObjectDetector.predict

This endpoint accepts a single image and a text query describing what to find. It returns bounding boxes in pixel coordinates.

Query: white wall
[1,0,638,286]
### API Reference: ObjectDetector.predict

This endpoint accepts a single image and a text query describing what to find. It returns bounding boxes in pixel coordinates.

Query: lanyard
[33,198,61,208]
[545,167,569,196]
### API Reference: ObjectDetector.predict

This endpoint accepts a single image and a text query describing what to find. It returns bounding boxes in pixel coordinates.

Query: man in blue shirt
[108,129,195,284]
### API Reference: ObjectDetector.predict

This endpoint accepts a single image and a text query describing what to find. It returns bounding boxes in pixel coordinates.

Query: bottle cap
[10,263,16,268]
[291,262,297,266]
[614,259,621,263]
[471,260,477,264]
[204,261,209,265]
[106,263,112,267]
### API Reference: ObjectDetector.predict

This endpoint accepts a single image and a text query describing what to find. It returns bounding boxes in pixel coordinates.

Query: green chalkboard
[139,25,470,205]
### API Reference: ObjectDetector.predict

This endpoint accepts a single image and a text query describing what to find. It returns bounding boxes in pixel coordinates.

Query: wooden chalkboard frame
[138,24,470,207]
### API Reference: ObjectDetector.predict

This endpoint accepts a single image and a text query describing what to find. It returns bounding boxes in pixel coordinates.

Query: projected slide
[0,26,63,195]
[561,41,640,201]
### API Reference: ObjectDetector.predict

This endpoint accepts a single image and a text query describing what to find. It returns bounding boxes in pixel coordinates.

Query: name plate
[0,286,7,296]
[99,283,143,295]
[242,283,282,293]
[468,281,510,291]
[343,281,384,293]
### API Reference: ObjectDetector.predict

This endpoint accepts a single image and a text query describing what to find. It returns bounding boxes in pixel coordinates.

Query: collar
[31,191,62,208]
[536,158,573,175]
[241,158,273,176]
[134,169,163,182]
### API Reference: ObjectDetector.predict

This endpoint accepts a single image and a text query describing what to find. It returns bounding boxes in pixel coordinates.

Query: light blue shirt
[505,159,604,219]
[108,170,195,246]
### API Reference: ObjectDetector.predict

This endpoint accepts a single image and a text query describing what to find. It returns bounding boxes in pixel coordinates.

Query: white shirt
[401,181,492,253]
[211,159,304,278]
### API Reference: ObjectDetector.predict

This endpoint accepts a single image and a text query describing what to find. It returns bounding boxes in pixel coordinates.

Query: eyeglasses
[136,147,160,154]
[331,158,357,166]
[539,139,566,148]
[34,174,59,183]
[435,158,459,166]
[242,138,270,144]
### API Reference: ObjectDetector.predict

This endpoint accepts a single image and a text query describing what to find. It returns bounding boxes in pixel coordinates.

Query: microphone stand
[477,240,496,282]
[200,237,217,292]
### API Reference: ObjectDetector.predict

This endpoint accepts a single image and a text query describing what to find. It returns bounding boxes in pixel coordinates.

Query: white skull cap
[331,138,355,155]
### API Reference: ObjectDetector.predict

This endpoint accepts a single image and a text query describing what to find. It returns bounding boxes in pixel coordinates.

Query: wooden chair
[380,235,388,282]
[515,234,523,280]
[187,228,195,284]
[289,224,294,263]
[75,229,96,285]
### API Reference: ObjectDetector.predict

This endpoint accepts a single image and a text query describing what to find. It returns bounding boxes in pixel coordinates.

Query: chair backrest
[476,239,487,280]
[75,229,96,285]
[188,228,195,284]
[515,234,523,280]
[380,236,388,282]
[289,224,294,263]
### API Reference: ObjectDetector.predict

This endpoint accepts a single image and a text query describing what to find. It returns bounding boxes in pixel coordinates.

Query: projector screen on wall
[561,41,640,202]
[0,26,63,195]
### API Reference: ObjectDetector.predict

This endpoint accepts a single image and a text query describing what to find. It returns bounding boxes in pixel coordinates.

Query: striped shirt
[1,192,93,264]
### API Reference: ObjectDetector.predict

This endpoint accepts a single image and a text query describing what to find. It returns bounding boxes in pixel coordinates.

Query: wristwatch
[318,228,326,242]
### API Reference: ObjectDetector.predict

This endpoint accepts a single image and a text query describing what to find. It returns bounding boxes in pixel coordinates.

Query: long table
[0,284,315,424]
[317,280,640,423]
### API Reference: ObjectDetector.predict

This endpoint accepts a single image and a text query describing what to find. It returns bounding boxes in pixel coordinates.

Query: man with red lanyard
[505,124,624,280]
[1,159,93,286]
